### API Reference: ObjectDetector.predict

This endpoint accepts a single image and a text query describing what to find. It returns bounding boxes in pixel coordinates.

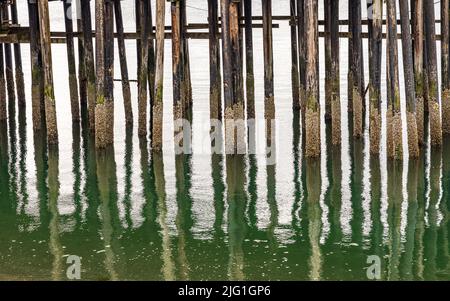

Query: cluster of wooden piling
[0,1,449,158]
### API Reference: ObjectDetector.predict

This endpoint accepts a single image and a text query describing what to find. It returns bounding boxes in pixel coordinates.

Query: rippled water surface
[0,1,449,280]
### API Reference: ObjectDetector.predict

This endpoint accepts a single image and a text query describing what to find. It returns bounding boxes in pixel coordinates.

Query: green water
[1,113,449,281]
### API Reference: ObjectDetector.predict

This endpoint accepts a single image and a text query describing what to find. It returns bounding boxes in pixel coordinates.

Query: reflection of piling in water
[175,155,193,280]
[305,158,322,280]
[47,146,63,280]
[226,155,247,280]
[402,157,419,279]
[212,154,226,236]
[96,147,119,280]
[0,121,9,210]
[386,160,403,280]
[423,148,442,279]
[152,153,175,280]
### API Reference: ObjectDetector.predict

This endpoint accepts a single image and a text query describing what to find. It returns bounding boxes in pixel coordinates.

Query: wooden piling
[10,2,25,110]
[63,0,80,122]
[244,0,254,119]
[368,0,382,154]
[324,0,331,121]
[209,0,222,121]
[0,42,5,122]
[152,0,166,152]
[262,0,275,145]
[350,0,363,138]
[172,0,183,129]
[80,0,96,131]
[412,0,425,146]
[114,0,133,126]
[138,0,150,138]
[290,0,300,111]
[38,0,59,144]
[442,0,450,134]
[330,0,340,146]
[27,0,43,130]
[2,8,15,112]
[297,0,306,132]
[148,0,156,135]
[386,0,402,159]
[105,0,115,142]
[304,0,320,158]
[94,0,114,148]
[135,0,142,80]
[424,0,443,146]
[399,0,419,157]
[221,0,235,153]
[77,17,87,117]
[181,1,192,111]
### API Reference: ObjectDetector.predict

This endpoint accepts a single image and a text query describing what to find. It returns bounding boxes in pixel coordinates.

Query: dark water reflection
[0,116,450,280]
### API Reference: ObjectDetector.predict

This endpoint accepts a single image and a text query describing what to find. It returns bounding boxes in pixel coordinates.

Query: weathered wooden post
[152,0,166,152]
[63,0,80,122]
[77,17,87,117]
[290,0,300,111]
[208,0,222,121]
[138,0,150,137]
[38,0,59,144]
[424,0,443,146]
[368,0,382,154]
[147,0,156,110]
[350,0,363,138]
[399,0,419,157]
[94,0,114,148]
[27,0,43,130]
[105,0,114,143]
[442,0,450,134]
[297,0,306,132]
[172,0,183,130]
[386,0,402,159]
[10,1,25,110]
[244,0,254,120]
[304,0,320,157]
[262,0,275,145]
[221,0,234,153]
[324,0,331,121]
[181,1,192,111]
[2,8,15,110]
[135,0,142,80]
[412,0,424,145]
[114,0,133,126]
[231,0,244,117]
[80,0,96,131]
[0,44,5,122]
[330,0,340,145]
